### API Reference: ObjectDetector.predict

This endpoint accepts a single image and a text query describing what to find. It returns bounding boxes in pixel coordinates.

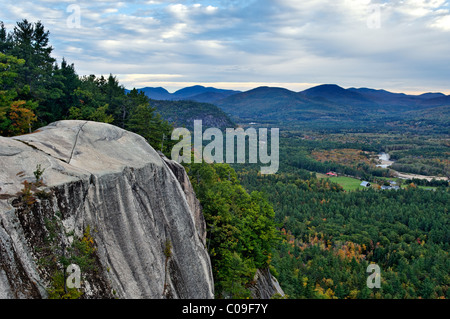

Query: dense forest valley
[1,20,449,299]
[234,130,449,299]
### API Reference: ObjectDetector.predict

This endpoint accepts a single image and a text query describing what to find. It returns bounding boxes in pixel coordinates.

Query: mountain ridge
[132,83,449,107]
[128,83,449,131]
[137,85,241,103]
[213,84,449,131]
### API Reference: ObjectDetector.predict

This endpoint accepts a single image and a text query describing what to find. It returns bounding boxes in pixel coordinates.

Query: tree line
[0,20,174,154]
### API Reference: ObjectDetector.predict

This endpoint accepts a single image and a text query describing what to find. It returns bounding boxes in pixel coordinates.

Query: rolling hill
[301,84,374,107]
[347,87,448,110]
[138,87,172,100]
[138,85,241,103]
[214,86,350,123]
[150,99,236,130]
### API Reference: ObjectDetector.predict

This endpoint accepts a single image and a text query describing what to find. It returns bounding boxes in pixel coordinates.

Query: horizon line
[119,81,450,96]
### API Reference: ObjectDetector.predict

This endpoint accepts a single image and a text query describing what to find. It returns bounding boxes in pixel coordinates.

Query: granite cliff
[0,120,214,298]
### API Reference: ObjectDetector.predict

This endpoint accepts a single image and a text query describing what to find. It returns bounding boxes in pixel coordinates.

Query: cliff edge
[0,120,214,299]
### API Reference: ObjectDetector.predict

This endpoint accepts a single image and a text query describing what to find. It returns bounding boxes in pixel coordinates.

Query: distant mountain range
[133,84,449,132]
[137,85,241,103]
[136,84,449,111]
[218,84,449,131]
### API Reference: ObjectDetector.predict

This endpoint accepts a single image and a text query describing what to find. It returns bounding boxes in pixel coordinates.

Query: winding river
[377,152,448,181]
[376,152,394,168]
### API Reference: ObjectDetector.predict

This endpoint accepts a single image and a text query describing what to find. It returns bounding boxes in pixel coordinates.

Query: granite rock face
[0,120,214,299]
[249,268,285,299]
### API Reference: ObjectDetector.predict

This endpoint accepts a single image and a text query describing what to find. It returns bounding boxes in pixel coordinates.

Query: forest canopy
[0,19,174,154]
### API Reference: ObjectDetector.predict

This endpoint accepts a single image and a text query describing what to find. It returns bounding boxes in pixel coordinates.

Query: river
[376,152,394,168]
[377,152,448,181]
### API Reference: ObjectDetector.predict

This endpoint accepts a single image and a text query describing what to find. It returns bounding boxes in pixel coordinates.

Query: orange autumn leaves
[9,100,37,135]
[0,53,37,136]
[0,98,37,136]
[311,148,375,167]
[281,228,366,262]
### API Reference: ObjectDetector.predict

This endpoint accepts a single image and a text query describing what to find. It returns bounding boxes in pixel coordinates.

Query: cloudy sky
[2,0,450,94]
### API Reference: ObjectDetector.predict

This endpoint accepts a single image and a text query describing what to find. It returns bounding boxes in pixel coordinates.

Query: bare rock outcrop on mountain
[249,268,285,299]
[0,120,214,299]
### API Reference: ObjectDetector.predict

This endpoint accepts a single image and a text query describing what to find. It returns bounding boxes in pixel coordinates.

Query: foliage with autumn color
[8,100,37,135]
[238,164,449,299]
[1,20,174,156]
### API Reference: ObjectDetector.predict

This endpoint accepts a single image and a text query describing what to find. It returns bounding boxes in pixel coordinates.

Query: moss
[39,216,98,299]
[47,271,83,299]
[67,226,97,273]
[162,239,173,297]
[164,239,172,258]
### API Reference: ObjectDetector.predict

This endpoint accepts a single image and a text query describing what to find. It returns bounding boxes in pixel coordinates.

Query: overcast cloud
[1,0,449,93]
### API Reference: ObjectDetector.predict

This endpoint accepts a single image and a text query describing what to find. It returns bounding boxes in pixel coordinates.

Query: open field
[317,174,366,191]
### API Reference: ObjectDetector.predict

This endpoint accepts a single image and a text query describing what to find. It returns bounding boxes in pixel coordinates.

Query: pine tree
[0,21,13,53]
[126,104,161,147]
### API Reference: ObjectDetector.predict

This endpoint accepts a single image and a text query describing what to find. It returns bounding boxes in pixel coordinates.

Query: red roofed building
[326,172,338,177]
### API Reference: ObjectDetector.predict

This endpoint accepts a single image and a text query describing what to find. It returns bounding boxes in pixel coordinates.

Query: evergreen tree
[0,21,13,53]
[127,104,164,149]
[9,20,55,98]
